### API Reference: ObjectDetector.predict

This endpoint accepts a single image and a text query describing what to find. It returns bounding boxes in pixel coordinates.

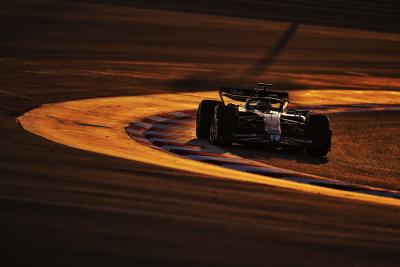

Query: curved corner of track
[17,90,400,207]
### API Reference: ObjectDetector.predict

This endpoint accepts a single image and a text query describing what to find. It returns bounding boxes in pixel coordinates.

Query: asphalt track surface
[2,0,400,266]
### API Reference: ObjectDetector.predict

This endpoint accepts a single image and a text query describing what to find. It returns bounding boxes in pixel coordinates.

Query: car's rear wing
[219,86,289,102]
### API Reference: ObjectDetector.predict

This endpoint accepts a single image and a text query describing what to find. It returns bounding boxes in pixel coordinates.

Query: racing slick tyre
[209,104,237,146]
[196,100,222,139]
[304,114,332,157]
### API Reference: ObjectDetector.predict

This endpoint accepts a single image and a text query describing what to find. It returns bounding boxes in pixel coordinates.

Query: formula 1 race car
[196,83,332,157]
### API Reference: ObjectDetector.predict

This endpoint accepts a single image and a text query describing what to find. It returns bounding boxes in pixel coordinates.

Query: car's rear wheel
[209,104,237,146]
[304,114,332,157]
[196,100,222,139]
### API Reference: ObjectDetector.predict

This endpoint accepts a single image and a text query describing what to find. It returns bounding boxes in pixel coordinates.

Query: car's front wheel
[209,104,237,146]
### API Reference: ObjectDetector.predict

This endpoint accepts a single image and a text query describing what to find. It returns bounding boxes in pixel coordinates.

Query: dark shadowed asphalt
[1,1,400,266]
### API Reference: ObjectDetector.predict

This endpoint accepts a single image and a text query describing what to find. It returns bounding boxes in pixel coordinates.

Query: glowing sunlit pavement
[17,90,400,206]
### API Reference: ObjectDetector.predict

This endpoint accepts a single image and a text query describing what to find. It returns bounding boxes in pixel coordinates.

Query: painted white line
[222,164,297,175]
[126,128,143,135]
[144,131,187,137]
[281,176,318,184]
[147,116,168,122]
[132,121,153,129]
[169,112,189,118]
[132,136,152,144]
[152,124,192,131]
[163,118,194,125]
[150,124,173,129]
[185,154,255,164]
[148,137,188,144]
[160,145,222,154]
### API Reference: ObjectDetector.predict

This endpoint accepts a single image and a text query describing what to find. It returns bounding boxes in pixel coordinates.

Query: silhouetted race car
[196,83,332,157]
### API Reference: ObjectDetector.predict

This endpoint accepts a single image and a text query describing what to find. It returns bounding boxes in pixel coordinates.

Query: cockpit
[244,97,287,113]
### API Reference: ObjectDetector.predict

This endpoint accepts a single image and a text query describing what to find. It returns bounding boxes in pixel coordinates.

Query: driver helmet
[256,100,271,112]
